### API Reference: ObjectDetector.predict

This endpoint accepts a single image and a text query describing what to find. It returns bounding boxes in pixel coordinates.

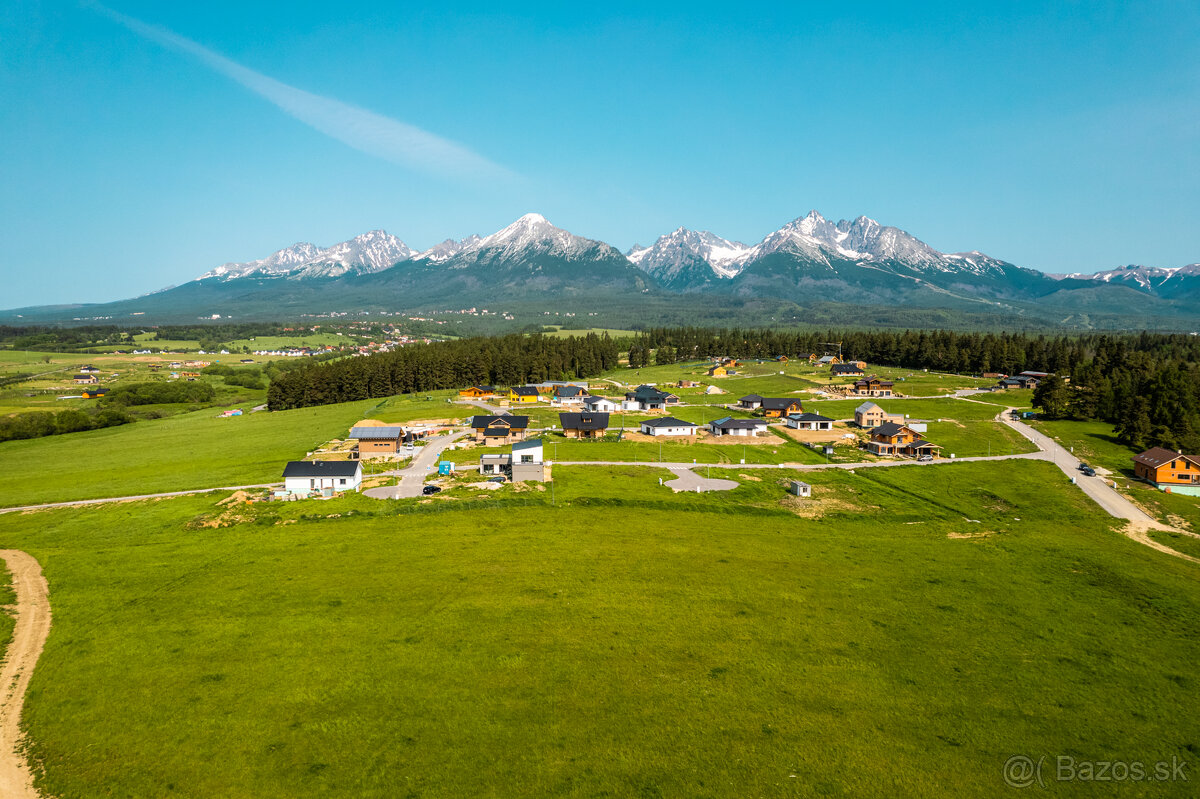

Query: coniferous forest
[267,332,621,410]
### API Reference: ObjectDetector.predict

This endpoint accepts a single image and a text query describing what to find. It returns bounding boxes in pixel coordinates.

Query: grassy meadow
[0,459,1197,797]
[0,399,379,506]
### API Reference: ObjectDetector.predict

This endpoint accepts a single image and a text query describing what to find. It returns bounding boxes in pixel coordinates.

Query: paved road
[551,452,1046,471]
[997,409,1166,528]
[363,431,467,500]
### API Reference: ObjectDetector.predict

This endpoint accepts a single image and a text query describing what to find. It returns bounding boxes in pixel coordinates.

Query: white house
[512,438,544,464]
[708,417,768,437]
[282,460,362,495]
[640,417,698,437]
[786,412,835,431]
[581,396,620,413]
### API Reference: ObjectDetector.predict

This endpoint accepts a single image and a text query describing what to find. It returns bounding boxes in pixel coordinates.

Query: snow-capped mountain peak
[626,227,750,282]
[197,230,414,281]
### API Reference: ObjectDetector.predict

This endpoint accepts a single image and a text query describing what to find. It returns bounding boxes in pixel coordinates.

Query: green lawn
[1030,419,1136,477]
[0,399,378,506]
[1,460,1197,796]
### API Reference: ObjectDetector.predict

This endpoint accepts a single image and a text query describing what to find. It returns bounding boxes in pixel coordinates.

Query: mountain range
[4,211,1197,329]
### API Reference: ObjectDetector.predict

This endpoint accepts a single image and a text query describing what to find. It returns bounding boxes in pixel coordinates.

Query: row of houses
[460,383,682,412]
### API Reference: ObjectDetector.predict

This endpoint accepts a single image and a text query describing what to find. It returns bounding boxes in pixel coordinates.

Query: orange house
[1133,447,1200,493]
[458,385,496,399]
[864,422,940,458]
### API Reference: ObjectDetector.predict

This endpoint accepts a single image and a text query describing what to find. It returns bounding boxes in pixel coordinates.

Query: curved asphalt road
[363,431,467,500]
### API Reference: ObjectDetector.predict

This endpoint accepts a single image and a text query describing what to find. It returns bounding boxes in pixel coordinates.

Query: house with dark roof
[349,425,409,456]
[853,377,894,397]
[737,394,764,410]
[786,412,835,431]
[831,363,865,377]
[282,460,362,495]
[78,365,100,374]
[506,386,541,404]
[708,416,768,437]
[760,398,805,418]
[551,385,591,405]
[998,374,1045,390]
[639,417,698,436]
[624,385,680,411]
[863,422,941,458]
[468,414,530,445]
[1133,447,1200,494]
[559,412,610,439]
[72,374,99,384]
[80,386,109,399]
[581,396,620,413]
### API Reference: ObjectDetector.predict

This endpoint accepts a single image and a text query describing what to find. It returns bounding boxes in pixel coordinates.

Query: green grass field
[1030,419,1137,477]
[0,400,378,506]
[1,460,1197,797]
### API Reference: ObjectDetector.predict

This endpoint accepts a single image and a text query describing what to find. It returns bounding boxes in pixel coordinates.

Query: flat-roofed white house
[708,417,769,437]
[640,417,698,437]
[282,460,362,495]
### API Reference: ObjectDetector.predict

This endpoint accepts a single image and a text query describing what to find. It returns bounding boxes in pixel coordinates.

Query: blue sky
[2,1,1197,307]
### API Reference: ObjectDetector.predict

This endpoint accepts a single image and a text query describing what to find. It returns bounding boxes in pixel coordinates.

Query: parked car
[917,455,934,462]
[1081,466,1097,477]
[486,476,507,484]
[421,485,442,495]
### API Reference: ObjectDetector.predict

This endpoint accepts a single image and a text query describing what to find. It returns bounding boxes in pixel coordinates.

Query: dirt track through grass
[0,551,50,799]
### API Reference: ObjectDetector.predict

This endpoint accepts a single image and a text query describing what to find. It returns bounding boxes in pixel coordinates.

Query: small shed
[789,480,812,497]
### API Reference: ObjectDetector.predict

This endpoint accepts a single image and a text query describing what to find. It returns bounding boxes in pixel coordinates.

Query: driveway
[455,398,507,414]
[363,431,466,500]
[663,467,739,493]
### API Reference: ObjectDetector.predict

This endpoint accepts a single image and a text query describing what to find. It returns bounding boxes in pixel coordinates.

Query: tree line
[628,326,1200,454]
[267,333,621,410]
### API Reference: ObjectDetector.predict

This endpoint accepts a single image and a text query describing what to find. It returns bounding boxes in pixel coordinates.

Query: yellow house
[81,387,109,399]
[507,386,540,403]
[707,366,728,377]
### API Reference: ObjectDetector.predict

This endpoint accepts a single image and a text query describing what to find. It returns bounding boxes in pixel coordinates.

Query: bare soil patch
[0,551,50,799]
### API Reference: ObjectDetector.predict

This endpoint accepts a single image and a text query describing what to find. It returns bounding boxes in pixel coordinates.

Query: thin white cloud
[88,2,515,181]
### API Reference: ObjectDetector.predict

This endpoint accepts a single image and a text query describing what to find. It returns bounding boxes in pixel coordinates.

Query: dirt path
[0,551,50,799]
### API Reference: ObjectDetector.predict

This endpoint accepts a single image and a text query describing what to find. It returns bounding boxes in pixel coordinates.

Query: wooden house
[677,380,700,388]
[1133,447,1200,494]
[760,398,804,418]
[506,386,541,404]
[854,402,901,428]
[551,385,591,405]
[863,422,941,458]
[558,412,610,439]
[458,385,496,399]
[830,363,865,377]
[853,377,894,397]
[349,425,408,456]
[468,414,530,445]
[707,365,728,377]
